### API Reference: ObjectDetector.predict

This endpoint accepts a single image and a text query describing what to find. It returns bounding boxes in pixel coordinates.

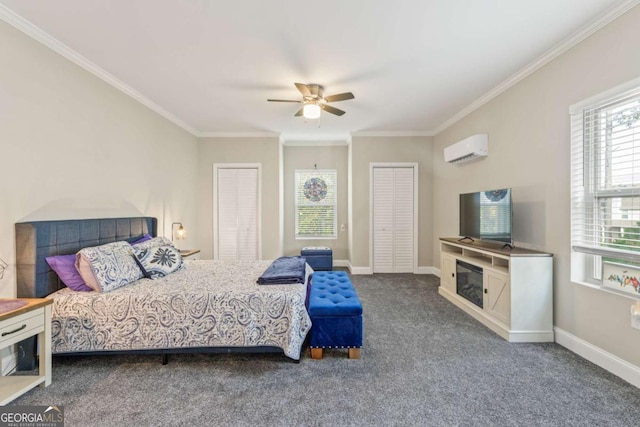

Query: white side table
[0,298,53,405]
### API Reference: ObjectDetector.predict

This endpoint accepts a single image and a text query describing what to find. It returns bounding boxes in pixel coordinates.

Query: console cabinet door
[440,253,457,293]
[484,269,510,325]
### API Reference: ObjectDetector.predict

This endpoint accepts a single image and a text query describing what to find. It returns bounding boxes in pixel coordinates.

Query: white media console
[439,237,553,342]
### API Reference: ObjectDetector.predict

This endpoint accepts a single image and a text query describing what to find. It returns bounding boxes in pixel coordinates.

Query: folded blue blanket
[257,256,307,285]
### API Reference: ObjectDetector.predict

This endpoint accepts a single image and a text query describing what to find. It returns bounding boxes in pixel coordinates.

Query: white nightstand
[180,249,201,260]
[0,298,53,405]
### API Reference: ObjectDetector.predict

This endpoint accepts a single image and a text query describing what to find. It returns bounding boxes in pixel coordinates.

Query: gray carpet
[11,274,640,426]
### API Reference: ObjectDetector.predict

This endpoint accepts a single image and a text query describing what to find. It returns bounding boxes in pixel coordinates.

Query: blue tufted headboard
[15,217,157,298]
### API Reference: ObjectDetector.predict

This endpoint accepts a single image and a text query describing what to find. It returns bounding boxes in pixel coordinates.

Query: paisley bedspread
[49,260,312,360]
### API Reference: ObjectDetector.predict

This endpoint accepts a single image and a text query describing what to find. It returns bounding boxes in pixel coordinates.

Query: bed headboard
[15,217,157,298]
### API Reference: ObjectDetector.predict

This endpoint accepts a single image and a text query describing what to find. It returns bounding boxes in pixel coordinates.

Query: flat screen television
[459,188,512,244]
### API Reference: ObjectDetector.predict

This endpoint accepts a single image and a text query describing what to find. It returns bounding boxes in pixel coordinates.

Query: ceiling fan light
[303,103,321,119]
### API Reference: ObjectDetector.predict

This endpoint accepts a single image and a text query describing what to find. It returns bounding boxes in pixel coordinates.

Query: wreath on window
[484,189,508,202]
[304,177,328,202]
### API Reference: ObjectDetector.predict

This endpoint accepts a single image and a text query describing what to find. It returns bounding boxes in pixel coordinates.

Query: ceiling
[0,0,634,138]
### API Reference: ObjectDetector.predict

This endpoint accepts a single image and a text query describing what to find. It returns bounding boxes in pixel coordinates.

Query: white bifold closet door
[373,167,414,273]
[216,167,259,260]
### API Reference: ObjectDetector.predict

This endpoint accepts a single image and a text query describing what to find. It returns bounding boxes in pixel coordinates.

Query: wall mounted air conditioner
[444,134,488,164]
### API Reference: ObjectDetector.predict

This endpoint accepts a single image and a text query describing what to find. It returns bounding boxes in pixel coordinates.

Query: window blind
[571,87,640,263]
[295,170,337,239]
[479,190,511,239]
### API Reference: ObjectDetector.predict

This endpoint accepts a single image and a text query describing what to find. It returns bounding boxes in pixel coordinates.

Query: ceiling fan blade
[322,104,346,116]
[294,83,311,97]
[294,108,304,117]
[324,92,355,103]
[308,84,322,98]
[267,99,301,103]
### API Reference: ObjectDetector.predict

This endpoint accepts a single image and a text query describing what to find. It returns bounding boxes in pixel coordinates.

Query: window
[295,170,337,239]
[571,79,640,295]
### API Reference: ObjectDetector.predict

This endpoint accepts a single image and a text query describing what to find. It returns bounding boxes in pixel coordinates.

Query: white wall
[432,6,640,367]
[351,136,434,270]
[282,145,349,260]
[0,20,198,297]
[196,136,435,269]
[197,137,281,260]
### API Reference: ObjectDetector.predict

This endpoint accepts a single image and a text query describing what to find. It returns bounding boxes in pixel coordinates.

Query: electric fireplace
[456,260,483,308]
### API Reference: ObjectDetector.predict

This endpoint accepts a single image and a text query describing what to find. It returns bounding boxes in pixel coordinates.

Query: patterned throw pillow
[132,236,173,251]
[133,245,184,279]
[76,241,143,293]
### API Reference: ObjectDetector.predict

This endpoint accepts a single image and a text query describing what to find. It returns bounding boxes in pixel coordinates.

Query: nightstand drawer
[0,308,44,347]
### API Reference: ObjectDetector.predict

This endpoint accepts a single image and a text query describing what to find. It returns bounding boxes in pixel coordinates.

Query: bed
[15,217,311,367]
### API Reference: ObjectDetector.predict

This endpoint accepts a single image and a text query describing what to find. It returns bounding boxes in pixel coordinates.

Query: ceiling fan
[267,83,355,119]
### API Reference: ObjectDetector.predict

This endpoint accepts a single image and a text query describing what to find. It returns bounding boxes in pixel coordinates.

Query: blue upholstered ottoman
[301,247,333,271]
[308,271,363,359]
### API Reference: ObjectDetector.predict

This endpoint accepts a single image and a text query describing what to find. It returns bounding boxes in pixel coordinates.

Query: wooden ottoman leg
[311,348,323,359]
[348,348,361,359]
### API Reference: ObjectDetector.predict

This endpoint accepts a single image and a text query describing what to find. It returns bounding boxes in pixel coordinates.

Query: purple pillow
[131,234,152,245]
[45,254,93,292]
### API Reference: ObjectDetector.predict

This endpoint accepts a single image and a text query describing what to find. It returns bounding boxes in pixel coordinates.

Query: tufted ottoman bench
[308,271,363,359]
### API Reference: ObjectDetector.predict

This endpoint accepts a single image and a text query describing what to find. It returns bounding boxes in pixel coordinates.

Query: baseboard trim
[346,262,372,275]
[415,267,436,274]
[417,266,439,275]
[342,264,439,275]
[554,327,640,389]
[350,267,373,275]
[508,330,555,343]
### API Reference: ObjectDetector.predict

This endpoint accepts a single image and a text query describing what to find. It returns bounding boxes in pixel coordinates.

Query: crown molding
[0,4,200,137]
[569,74,640,114]
[281,140,350,147]
[279,133,352,146]
[352,131,434,137]
[198,131,279,138]
[433,0,640,135]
